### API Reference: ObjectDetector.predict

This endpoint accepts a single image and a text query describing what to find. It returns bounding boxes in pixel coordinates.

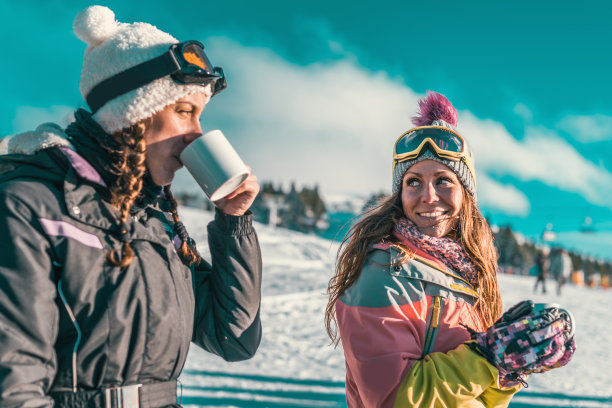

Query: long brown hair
[324,187,502,346]
[106,119,200,268]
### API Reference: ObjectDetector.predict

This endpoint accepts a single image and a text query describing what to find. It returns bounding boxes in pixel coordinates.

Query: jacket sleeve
[0,189,58,407]
[191,208,262,361]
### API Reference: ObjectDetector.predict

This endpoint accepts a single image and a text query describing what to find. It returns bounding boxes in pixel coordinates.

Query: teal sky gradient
[1,0,611,257]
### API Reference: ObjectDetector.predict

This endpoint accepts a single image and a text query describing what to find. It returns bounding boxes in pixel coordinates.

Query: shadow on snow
[509,390,612,408]
[180,370,345,407]
[180,370,612,407]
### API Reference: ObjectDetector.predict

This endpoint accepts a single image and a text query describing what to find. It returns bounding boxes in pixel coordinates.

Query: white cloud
[461,113,612,210]
[557,114,612,143]
[181,37,612,215]
[201,37,421,196]
[477,174,530,216]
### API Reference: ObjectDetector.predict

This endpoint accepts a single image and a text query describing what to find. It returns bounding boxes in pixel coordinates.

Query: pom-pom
[412,91,458,127]
[73,5,118,47]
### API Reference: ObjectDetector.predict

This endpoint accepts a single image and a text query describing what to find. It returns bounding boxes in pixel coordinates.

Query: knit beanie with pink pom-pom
[392,91,476,200]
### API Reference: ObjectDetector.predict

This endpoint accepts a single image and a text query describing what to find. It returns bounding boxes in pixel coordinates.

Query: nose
[421,182,439,203]
[183,120,203,145]
[194,118,203,134]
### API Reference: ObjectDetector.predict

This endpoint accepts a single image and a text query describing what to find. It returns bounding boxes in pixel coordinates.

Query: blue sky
[1,0,612,256]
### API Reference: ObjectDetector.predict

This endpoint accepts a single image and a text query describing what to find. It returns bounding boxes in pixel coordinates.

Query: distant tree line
[250,181,329,233]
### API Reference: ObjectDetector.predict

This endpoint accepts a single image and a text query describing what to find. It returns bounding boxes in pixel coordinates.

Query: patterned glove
[468,300,576,387]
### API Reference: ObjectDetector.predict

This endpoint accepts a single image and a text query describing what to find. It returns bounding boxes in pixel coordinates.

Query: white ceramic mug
[533,303,576,338]
[180,129,250,201]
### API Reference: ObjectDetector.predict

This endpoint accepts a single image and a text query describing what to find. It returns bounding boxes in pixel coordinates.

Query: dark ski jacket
[0,125,262,407]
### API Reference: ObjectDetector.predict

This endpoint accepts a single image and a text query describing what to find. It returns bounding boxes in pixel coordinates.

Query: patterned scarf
[393,217,480,287]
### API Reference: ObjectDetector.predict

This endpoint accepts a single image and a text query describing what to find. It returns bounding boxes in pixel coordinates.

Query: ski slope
[178,207,612,408]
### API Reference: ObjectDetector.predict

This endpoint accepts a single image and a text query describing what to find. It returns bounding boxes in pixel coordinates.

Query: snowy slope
[178,207,612,408]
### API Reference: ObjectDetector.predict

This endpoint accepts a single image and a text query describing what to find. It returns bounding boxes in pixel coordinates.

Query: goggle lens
[170,41,226,95]
[395,128,464,156]
[181,42,215,72]
[392,126,477,186]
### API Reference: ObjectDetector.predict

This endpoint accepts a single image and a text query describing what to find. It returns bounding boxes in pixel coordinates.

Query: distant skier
[533,247,550,294]
[325,92,576,407]
[549,248,573,295]
[0,6,261,407]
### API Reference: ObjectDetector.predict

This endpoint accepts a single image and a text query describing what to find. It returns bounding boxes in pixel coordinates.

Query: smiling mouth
[417,210,449,219]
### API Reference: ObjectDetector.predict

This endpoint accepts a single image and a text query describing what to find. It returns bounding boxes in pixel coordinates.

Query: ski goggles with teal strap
[86,40,226,114]
[392,125,476,182]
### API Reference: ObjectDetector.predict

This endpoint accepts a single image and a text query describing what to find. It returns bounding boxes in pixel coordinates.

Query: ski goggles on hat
[393,126,476,180]
[86,40,227,114]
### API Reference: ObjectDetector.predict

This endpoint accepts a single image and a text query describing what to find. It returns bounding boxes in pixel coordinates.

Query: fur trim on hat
[74,6,212,134]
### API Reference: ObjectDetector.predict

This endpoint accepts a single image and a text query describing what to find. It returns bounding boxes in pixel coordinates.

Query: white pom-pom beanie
[74,5,212,134]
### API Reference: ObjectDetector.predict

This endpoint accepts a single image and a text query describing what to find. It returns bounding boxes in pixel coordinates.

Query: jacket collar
[378,242,477,292]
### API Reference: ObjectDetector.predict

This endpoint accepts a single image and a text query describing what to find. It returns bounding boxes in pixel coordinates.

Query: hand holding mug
[214,166,259,216]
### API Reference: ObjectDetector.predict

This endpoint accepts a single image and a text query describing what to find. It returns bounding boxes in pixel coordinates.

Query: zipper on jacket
[57,279,82,392]
[422,296,444,358]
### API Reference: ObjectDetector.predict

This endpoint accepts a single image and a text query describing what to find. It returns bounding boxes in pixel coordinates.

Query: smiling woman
[325,91,576,407]
[0,5,261,408]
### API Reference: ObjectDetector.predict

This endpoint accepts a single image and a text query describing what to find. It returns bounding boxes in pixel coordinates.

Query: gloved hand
[468,300,576,387]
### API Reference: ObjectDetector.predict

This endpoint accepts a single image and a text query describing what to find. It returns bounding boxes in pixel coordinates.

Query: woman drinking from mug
[325,92,575,407]
[0,6,261,407]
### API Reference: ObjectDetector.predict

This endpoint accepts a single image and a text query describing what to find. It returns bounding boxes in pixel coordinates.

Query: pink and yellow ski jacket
[336,242,520,407]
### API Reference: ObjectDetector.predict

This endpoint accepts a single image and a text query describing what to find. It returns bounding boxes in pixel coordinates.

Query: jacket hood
[0,123,76,185]
[0,123,73,155]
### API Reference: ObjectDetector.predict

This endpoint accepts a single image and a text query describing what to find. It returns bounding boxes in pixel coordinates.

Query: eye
[405,177,421,188]
[437,176,454,186]
[175,103,194,117]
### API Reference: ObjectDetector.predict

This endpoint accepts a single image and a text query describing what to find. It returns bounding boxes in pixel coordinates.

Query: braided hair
[163,185,202,266]
[106,121,148,267]
[105,119,201,268]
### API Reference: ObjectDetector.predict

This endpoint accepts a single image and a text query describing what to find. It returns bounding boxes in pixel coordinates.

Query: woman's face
[401,159,464,238]
[144,92,208,186]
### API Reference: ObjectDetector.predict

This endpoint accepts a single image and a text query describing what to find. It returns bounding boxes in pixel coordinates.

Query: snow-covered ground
[178,207,612,408]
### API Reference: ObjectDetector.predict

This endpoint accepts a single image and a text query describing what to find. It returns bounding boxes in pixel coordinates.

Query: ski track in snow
[178,207,612,407]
